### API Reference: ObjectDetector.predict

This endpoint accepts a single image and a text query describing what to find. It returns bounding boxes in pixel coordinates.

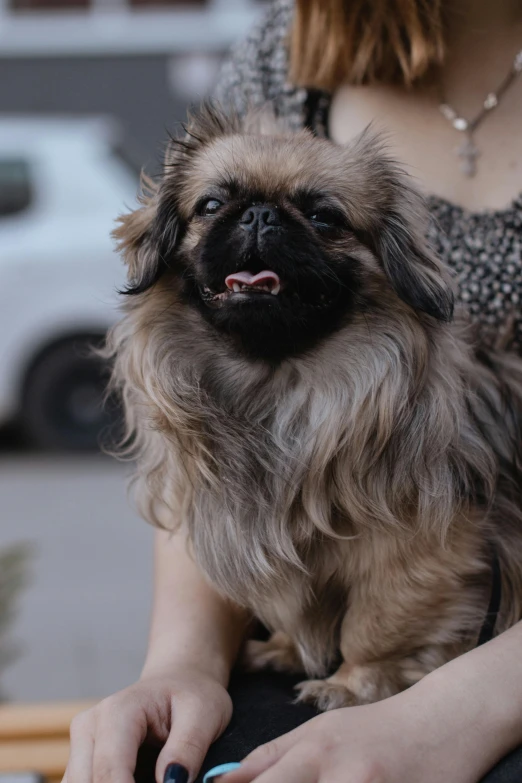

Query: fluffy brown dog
[108,105,522,711]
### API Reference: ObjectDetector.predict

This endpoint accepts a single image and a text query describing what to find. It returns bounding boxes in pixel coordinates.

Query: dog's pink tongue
[225,270,280,292]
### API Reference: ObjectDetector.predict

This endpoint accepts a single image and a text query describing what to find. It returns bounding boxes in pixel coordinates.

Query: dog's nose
[240,204,281,232]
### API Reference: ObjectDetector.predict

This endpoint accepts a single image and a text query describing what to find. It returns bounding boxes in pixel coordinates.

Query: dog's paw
[294,679,358,711]
[243,632,304,674]
[295,662,404,710]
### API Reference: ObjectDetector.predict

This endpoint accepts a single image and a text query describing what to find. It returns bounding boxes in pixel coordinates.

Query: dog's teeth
[233,283,241,293]
[271,284,280,295]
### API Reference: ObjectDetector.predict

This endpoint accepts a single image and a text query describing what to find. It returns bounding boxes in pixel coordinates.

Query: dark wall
[0,55,195,174]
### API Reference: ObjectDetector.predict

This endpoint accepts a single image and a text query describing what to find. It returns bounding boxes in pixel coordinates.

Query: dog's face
[116,106,453,360]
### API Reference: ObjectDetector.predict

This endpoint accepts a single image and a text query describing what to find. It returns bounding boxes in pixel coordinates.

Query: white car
[0,117,139,450]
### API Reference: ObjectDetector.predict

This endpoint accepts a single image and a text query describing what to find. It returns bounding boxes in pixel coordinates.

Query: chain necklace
[439,48,522,178]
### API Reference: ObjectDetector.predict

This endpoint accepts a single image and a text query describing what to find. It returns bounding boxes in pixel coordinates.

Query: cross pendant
[456,135,480,178]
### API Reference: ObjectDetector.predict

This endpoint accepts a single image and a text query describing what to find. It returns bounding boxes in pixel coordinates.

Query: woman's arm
[65,528,248,783]
[224,622,522,783]
[142,528,249,686]
[406,620,522,780]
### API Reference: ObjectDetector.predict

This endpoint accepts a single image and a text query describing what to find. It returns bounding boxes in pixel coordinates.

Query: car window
[0,158,33,217]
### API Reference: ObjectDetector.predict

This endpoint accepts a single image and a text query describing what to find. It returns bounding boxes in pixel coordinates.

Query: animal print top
[214,0,522,354]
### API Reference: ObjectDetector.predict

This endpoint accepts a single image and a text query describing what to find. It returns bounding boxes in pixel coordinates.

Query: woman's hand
[63,665,232,783]
[221,696,449,783]
[224,624,522,783]
[63,527,247,783]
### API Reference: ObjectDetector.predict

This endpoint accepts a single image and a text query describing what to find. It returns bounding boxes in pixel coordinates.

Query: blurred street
[0,451,154,702]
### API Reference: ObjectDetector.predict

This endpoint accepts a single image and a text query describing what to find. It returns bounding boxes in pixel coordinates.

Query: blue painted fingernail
[203,762,241,782]
[164,763,189,783]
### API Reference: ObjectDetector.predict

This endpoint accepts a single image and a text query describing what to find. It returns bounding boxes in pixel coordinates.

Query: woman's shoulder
[213,0,310,130]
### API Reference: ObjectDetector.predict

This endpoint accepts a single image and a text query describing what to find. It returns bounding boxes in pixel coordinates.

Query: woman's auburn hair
[290,0,445,91]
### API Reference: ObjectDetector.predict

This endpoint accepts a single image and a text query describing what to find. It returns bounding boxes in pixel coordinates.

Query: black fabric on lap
[482,747,522,783]
[196,671,319,782]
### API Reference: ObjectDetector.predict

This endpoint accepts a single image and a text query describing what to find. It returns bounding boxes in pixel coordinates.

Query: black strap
[303,88,332,138]
[476,548,502,646]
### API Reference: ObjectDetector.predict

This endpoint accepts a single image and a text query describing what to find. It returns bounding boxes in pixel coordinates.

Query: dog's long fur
[108,106,522,709]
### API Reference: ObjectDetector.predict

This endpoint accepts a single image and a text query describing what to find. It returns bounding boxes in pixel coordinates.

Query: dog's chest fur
[187,360,347,589]
[161,342,362,666]
[168,323,431,671]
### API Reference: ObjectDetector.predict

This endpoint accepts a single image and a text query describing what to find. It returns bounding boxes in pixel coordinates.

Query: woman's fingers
[155,698,222,783]
[66,710,96,783]
[92,700,147,783]
[222,728,305,783]
[230,751,318,783]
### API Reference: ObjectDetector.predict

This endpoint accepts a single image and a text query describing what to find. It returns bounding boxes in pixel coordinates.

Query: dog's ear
[113,174,181,296]
[115,103,238,295]
[376,208,455,322]
[346,129,454,322]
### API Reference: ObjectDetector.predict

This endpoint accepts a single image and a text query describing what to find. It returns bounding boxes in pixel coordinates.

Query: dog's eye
[308,209,343,228]
[198,198,223,217]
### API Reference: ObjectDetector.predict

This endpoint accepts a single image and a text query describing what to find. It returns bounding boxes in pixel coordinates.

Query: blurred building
[0,0,265,171]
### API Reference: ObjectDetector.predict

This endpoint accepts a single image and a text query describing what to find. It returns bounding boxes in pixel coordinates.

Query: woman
[64,1,522,782]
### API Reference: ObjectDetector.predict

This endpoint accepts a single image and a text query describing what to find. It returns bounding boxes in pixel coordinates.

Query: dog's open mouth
[226,270,281,295]
[201,270,284,305]
[199,269,334,311]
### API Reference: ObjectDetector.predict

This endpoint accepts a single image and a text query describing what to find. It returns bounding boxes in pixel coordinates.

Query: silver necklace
[439,48,522,178]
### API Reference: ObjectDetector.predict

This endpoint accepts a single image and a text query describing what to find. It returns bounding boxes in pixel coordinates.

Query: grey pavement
[0,454,154,703]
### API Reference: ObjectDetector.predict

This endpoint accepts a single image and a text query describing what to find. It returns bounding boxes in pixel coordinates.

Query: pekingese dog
[108,104,522,710]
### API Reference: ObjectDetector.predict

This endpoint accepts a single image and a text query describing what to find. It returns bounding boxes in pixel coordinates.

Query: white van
[0,117,138,450]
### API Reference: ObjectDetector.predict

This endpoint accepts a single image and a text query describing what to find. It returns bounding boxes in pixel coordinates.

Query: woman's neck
[438,0,522,115]
[446,0,522,30]
[445,0,522,41]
